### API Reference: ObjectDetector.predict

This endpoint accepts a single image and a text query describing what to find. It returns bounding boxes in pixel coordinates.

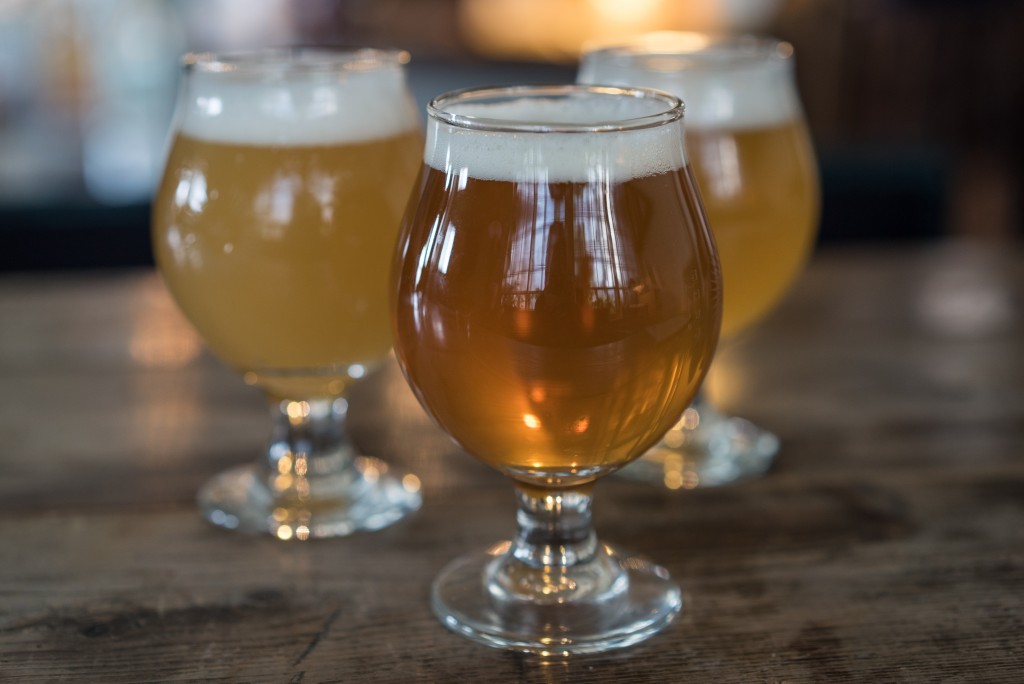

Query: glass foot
[432,543,682,656]
[197,456,422,539]
[619,405,778,489]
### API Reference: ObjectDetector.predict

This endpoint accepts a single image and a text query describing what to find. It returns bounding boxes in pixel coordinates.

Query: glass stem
[490,486,625,603]
[511,486,598,568]
[263,397,356,497]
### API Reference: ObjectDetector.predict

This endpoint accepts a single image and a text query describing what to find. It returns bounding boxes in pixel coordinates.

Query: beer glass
[393,85,721,654]
[579,33,820,487]
[152,49,423,538]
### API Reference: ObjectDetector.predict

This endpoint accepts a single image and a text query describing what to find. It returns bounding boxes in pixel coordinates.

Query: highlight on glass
[578,32,821,488]
[392,84,722,654]
[152,48,424,539]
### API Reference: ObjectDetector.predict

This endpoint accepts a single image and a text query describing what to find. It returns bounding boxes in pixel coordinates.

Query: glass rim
[581,31,794,68]
[181,46,411,74]
[427,84,684,134]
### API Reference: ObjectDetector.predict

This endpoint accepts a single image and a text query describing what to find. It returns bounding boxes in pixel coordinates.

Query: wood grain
[1,242,1022,682]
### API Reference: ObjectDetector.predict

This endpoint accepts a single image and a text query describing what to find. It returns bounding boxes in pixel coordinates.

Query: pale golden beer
[687,122,818,336]
[579,35,819,338]
[152,49,423,538]
[154,130,422,399]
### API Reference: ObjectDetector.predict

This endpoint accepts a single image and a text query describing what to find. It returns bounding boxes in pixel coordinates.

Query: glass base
[432,543,682,656]
[197,456,422,539]
[619,406,778,489]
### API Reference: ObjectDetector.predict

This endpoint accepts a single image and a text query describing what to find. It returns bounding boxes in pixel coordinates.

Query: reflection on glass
[152,48,424,538]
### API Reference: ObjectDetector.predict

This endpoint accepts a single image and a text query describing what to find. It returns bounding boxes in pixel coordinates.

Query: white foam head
[177,50,418,145]
[579,35,802,131]
[425,90,687,183]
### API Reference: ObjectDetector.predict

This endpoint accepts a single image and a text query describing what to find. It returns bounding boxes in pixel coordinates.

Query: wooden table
[1,241,1021,682]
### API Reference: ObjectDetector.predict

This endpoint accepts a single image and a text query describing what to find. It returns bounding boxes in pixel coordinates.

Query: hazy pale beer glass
[579,34,820,487]
[153,49,423,538]
[393,85,721,653]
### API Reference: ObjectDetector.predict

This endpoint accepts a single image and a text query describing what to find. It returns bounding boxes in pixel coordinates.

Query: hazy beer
[688,122,817,335]
[154,55,422,399]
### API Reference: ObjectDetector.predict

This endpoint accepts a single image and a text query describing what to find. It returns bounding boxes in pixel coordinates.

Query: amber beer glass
[393,85,721,653]
[152,49,423,538]
[579,34,820,487]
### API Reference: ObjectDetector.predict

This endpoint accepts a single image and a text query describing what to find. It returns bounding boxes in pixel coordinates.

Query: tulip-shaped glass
[152,49,424,538]
[393,85,722,654]
[579,33,821,487]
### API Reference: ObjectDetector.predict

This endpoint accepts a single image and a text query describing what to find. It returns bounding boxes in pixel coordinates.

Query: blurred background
[0,0,1021,270]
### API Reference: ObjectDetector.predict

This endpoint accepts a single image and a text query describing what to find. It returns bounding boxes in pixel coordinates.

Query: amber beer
[579,39,819,338]
[394,95,721,486]
[153,62,422,400]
